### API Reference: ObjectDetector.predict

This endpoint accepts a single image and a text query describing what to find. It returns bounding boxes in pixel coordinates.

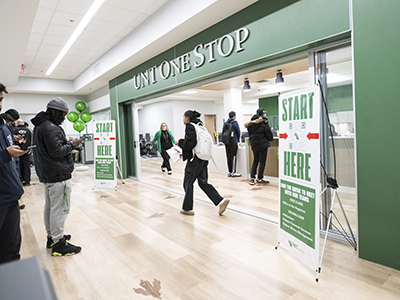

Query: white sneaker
[231,173,241,177]
[218,199,230,216]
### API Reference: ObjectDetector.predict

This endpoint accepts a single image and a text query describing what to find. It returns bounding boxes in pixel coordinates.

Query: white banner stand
[276,86,321,272]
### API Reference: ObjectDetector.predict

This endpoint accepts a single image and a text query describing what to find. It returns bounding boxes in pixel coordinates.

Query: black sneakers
[47,234,71,248]
[51,237,81,256]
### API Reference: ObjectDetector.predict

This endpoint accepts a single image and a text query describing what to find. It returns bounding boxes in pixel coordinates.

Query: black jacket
[244,115,274,151]
[0,117,24,209]
[31,112,75,183]
[178,119,202,161]
[15,125,32,153]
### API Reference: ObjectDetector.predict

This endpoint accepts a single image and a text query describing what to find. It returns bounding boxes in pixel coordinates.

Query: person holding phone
[32,97,82,257]
[0,82,28,264]
[15,119,32,186]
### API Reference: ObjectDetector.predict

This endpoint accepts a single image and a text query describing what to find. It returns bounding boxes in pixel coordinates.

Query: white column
[223,87,243,130]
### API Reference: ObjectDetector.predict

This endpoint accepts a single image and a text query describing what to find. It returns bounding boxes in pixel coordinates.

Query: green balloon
[80,112,92,123]
[73,120,85,132]
[66,111,79,123]
[75,101,87,112]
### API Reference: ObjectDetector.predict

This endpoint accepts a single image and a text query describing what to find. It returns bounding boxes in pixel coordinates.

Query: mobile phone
[27,145,37,149]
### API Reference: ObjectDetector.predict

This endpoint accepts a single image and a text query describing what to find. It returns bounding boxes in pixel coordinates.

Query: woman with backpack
[150,122,175,175]
[175,110,229,216]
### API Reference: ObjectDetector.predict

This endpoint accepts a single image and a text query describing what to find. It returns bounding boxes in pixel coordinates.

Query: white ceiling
[1,0,352,104]
[1,0,258,95]
[22,0,170,80]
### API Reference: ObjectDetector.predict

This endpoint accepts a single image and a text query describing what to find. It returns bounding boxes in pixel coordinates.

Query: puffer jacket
[31,111,75,183]
[0,117,24,209]
[244,115,273,151]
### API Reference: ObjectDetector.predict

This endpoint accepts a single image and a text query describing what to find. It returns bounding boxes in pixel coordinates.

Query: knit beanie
[47,97,69,113]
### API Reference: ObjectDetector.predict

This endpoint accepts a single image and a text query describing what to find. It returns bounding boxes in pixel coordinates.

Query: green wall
[259,96,279,117]
[353,0,400,270]
[112,0,350,103]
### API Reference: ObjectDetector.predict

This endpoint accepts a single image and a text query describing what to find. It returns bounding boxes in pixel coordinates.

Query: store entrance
[131,46,356,237]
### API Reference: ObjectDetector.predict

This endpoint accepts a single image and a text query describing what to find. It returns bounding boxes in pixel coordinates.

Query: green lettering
[308,92,314,119]
[293,96,300,120]
[288,97,293,121]
[282,98,288,121]
[297,152,304,180]
[305,153,311,182]
[300,94,307,119]
[284,151,290,176]
[291,152,296,178]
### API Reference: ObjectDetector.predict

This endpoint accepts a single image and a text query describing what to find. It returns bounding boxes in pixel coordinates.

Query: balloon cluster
[66,101,92,132]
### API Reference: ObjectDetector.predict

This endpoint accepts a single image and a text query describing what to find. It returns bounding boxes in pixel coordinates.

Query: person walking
[31,97,82,256]
[150,122,175,175]
[244,108,273,185]
[221,111,241,177]
[0,82,27,264]
[175,110,229,216]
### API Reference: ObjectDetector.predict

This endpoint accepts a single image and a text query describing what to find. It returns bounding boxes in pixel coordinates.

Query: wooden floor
[18,162,400,300]
[140,157,358,235]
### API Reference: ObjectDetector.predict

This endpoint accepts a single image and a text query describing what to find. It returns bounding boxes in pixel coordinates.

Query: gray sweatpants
[44,180,71,244]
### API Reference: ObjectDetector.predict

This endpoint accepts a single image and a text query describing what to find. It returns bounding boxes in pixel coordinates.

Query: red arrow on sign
[110,137,116,140]
[279,133,288,139]
[307,132,319,140]
[94,138,100,140]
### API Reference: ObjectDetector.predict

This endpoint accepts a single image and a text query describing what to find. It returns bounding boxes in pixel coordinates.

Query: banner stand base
[316,183,357,282]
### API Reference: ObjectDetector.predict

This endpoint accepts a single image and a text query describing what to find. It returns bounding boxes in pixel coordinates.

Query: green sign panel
[95,158,115,180]
[280,179,316,248]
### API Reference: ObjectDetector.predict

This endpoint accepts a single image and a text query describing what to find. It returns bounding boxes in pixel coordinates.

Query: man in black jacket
[32,97,82,256]
[244,108,274,185]
[0,82,27,264]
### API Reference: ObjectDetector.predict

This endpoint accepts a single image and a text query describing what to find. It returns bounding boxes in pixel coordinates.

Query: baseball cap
[256,108,266,115]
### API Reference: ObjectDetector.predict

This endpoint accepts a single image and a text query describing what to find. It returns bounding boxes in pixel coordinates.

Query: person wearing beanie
[0,82,27,264]
[31,97,82,256]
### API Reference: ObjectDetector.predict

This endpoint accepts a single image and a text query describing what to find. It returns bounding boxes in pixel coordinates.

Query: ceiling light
[275,70,284,85]
[243,78,251,92]
[45,0,106,76]
[180,90,198,94]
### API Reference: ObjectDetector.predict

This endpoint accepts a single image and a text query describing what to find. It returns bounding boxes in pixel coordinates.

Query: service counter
[208,143,248,176]
[209,137,355,189]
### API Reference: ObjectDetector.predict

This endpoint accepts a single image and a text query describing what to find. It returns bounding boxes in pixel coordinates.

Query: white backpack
[190,122,213,161]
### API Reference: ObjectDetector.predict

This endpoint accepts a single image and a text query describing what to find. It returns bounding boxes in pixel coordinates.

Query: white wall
[86,86,110,113]
[3,93,92,136]
[171,100,225,139]
[138,100,174,142]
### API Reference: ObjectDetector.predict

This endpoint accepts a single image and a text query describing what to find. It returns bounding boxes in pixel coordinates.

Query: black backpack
[221,119,234,145]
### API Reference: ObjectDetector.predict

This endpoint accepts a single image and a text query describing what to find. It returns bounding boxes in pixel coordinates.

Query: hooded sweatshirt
[0,116,24,209]
[31,111,75,183]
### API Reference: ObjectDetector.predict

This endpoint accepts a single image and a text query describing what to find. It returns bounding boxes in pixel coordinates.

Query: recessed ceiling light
[45,0,106,76]
[180,90,198,94]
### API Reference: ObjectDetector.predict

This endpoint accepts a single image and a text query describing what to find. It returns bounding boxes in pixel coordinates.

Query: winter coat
[178,119,202,161]
[244,115,274,151]
[150,130,175,153]
[0,117,24,209]
[31,111,75,183]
